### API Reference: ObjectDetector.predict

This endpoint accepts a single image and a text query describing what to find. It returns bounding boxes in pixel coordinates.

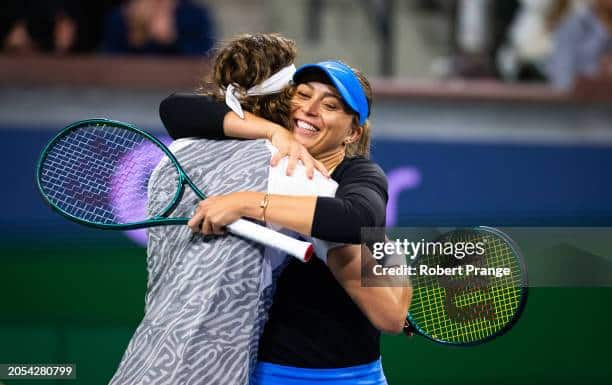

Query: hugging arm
[165,94,388,244]
[159,93,230,139]
[312,162,387,244]
[160,93,327,177]
[262,162,388,244]
[327,243,412,334]
[190,164,387,244]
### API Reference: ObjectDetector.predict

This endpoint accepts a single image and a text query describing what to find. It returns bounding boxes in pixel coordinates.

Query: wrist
[265,125,278,140]
[239,192,266,218]
[259,192,271,222]
[266,124,287,141]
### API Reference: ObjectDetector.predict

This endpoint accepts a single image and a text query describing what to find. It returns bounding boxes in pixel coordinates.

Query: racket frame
[37,118,314,262]
[405,226,528,346]
[36,118,204,230]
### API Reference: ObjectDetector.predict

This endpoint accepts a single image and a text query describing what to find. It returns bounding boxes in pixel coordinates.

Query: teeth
[297,120,318,132]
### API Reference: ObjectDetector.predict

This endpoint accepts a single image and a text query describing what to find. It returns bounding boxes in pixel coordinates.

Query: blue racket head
[406,227,528,346]
[36,119,194,229]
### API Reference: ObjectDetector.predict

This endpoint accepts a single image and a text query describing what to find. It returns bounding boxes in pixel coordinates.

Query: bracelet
[259,193,271,222]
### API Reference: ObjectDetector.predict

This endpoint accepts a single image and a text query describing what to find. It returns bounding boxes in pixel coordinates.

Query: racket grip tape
[226,219,314,262]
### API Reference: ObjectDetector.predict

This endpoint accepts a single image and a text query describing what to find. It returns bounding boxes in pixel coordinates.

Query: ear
[345,124,363,145]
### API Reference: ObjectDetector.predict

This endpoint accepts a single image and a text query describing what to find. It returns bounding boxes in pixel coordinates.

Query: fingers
[296,150,329,179]
[188,197,233,236]
[302,155,314,179]
[187,202,206,233]
[196,213,223,236]
[270,150,284,166]
[314,159,330,178]
[270,143,330,179]
[286,149,298,176]
[188,200,218,236]
[211,222,226,235]
[201,216,214,236]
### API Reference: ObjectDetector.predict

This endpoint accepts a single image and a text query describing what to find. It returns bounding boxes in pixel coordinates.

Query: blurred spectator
[491,0,522,76]
[1,0,120,54]
[2,0,67,54]
[101,0,215,56]
[444,0,520,78]
[71,1,125,52]
[497,0,564,82]
[545,0,612,89]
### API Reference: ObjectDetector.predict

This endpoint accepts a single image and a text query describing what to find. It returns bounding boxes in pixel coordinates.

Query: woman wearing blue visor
[161,58,410,385]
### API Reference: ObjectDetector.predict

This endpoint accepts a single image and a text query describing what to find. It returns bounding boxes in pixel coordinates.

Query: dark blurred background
[1,0,611,384]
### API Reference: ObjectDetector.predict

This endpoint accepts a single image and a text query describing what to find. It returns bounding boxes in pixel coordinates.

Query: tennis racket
[36,118,313,262]
[404,226,528,345]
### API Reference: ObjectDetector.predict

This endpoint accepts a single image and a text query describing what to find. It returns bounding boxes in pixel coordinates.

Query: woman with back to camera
[110,33,305,385]
[160,37,411,384]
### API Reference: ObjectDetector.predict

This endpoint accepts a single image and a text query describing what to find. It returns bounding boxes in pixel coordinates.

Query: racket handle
[227,219,314,262]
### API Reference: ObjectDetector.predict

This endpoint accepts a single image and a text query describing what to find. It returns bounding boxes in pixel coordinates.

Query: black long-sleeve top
[159,93,388,244]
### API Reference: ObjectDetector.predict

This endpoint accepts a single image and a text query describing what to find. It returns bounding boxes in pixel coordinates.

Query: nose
[301,98,320,117]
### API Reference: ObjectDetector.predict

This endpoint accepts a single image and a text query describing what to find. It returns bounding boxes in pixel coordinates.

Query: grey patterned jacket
[109,138,337,385]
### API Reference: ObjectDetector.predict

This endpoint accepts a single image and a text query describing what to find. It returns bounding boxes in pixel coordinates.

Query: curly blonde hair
[202,33,297,128]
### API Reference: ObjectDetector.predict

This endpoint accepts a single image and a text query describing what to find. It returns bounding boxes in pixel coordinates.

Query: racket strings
[39,123,178,225]
[409,229,525,344]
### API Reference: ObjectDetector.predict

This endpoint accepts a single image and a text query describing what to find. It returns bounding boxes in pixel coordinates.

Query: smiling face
[289,81,360,158]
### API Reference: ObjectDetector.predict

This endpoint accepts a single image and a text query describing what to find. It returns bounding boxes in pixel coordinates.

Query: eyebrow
[299,83,342,101]
[322,92,341,101]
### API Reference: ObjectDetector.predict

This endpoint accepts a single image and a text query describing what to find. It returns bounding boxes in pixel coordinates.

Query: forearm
[223,110,282,140]
[239,188,386,244]
[159,93,229,139]
[160,93,285,141]
[346,282,410,335]
[354,249,412,334]
[237,192,316,236]
[328,245,412,334]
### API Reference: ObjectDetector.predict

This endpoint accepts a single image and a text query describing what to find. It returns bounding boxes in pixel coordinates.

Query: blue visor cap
[293,61,369,125]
